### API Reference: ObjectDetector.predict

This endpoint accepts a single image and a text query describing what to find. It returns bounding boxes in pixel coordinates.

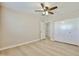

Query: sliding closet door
[54,18,79,45]
[73,18,79,45]
[54,21,73,43]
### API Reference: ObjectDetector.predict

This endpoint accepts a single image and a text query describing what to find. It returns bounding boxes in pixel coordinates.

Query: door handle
[69,32,71,33]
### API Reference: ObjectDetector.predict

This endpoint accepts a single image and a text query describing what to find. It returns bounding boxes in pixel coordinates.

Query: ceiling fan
[35,3,58,15]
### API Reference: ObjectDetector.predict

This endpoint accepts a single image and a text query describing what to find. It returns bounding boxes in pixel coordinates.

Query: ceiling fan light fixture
[42,11,48,15]
[45,11,48,15]
[40,9,43,10]
[42,12,45,15]
[35,3,58,16]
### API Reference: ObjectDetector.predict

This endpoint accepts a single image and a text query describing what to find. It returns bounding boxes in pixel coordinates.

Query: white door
[54,18,79,45]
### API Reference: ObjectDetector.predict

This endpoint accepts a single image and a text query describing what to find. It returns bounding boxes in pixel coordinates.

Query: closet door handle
[69,32,71,33]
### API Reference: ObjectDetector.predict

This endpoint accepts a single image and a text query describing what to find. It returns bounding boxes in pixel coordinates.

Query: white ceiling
[2,2,79,21]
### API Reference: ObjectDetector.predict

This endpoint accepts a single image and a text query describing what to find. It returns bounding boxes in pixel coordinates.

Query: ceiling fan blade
[45,6,49,11]
[48,12,54,14]
[35,10,43,12]
[49,6,58,10]
[40,3,44,8]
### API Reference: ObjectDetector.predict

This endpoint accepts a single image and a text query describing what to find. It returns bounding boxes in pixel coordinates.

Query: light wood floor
[0,39,79,56]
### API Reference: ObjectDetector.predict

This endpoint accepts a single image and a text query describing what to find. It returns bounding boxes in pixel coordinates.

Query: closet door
[72,18,79,45]
[54,18,79,45]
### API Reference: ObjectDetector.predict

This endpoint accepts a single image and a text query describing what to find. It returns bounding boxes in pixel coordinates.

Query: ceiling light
[42,12,45,15]
[45,11,48,15]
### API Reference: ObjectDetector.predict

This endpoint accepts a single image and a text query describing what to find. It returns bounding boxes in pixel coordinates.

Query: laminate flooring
[0,39,79,56]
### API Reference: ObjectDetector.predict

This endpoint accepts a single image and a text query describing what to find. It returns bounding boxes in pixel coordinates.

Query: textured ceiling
[2,2,79,21]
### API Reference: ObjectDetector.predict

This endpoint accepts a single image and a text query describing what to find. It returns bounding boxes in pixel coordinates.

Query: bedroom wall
[0,4,2,48]
[1,6,40,49]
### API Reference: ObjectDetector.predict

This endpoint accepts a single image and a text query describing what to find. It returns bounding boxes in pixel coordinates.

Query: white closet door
[54,18,79,45]
[72,18,79,45]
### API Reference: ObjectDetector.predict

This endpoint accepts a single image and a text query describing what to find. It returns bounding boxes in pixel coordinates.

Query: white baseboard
[0,39,40,51]
[50,38,79,46]
[50,38,55,41]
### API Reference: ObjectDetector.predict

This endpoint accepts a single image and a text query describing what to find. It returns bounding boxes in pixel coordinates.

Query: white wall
[50,18,79,45]
[1,7,40,48]
[0,4,3,48]
[0,5,2,48]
